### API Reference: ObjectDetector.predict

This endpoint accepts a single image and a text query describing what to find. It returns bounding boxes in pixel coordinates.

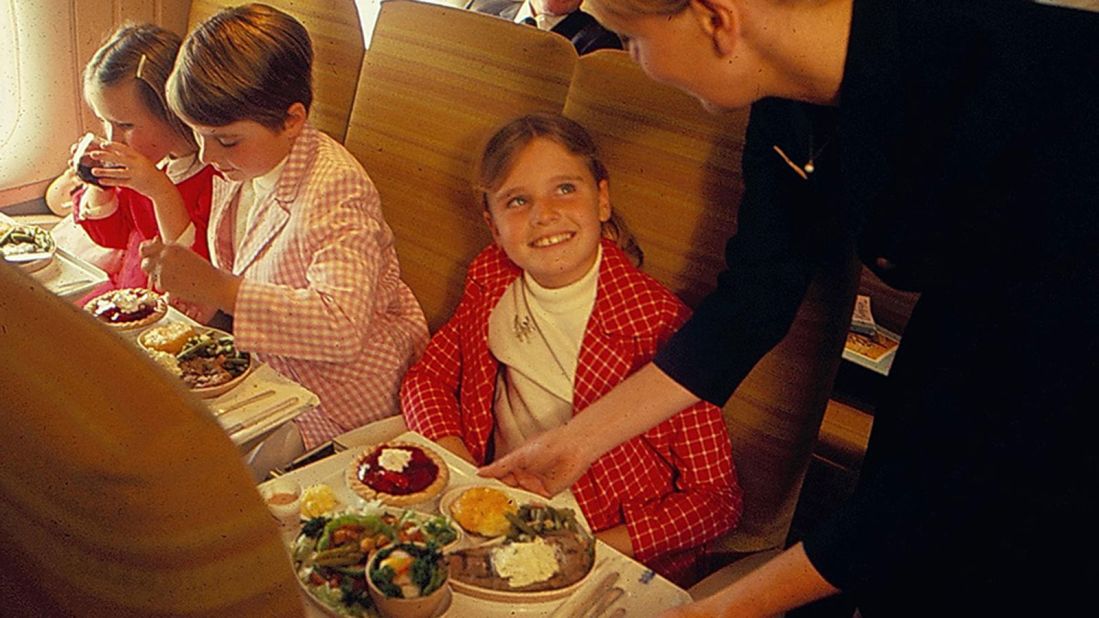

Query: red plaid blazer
[402,240,742,579]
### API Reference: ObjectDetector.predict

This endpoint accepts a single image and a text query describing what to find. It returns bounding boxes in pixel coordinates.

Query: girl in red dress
[73,24,215,311]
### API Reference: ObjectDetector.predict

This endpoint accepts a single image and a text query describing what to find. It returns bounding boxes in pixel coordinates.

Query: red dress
[75,162,216,302]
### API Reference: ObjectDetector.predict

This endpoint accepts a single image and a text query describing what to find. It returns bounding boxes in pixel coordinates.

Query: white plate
[1,224,56,273]
[439,484,582,540]
[138,325,253,398]
[440,485,594,603]
[293,507,462,617]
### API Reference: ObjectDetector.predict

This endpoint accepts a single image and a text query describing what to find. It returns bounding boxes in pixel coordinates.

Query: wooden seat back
[345,1,577,330]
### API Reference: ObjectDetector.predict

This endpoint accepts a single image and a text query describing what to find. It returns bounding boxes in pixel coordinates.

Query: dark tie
[521,16,537,27]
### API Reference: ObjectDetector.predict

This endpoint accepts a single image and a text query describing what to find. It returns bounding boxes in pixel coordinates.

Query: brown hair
[166,3,313,130]
[84,23,194,148]
[476,113,643,266]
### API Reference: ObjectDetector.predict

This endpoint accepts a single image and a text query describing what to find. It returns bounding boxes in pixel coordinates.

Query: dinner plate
[298,578,452,618]
[438,484,572,540]
[440,484,594,603]
[138,325,253,398]
[0,223,56,273]
[445,538,594,604]
[292,506,462,617]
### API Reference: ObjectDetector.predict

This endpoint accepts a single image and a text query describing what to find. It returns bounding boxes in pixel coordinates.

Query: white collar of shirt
[251,156,288,202]
[514,1,569,31]
[521,243,601,315]
[159,151,203,184]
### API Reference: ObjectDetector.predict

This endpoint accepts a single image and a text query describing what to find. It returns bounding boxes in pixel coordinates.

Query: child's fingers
[139,237,164,259]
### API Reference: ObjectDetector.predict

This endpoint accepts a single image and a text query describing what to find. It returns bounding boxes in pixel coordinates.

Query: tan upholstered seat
[188,0,365,142]
[0,263,303,616]
[345,0,579,331]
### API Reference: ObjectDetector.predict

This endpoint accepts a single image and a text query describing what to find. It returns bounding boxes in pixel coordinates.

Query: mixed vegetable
[368,543,447,599]
[505,504,586,542]
[0,224,54,258]
[176,332,250,388]
[292,509,458,616]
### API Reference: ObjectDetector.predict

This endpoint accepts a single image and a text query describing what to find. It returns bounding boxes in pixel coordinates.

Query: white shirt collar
[514,1,569,31]
[251,156,288,201]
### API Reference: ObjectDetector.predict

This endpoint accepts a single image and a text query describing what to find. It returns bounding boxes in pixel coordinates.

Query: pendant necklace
[511,278,571,381]
[772,132,833,181]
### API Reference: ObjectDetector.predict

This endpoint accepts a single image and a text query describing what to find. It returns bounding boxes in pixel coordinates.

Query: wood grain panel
[345,0,576,330]
[187,0,364,142]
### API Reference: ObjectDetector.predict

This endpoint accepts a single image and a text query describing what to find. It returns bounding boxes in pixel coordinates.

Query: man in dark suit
[464,0,621,55]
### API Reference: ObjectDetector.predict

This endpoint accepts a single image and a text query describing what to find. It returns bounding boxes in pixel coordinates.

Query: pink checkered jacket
[208,125,428,448]
[402,239,741,581]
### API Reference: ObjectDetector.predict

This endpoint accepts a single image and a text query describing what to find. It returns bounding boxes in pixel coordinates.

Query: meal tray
[267,431,691,617]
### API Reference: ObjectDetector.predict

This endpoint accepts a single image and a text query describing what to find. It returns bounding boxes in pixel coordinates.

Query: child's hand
[168,296,218,325]
[141,238,241,313]
[84,141,173,201]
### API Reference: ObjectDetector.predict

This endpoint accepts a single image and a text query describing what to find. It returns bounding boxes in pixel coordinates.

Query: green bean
[505,511,538,537]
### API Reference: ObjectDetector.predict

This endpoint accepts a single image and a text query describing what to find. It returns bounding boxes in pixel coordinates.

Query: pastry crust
[346,441,450,508]
[84,288,167,331]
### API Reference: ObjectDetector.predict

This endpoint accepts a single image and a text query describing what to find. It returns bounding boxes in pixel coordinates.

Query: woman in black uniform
[481,0,1099,615]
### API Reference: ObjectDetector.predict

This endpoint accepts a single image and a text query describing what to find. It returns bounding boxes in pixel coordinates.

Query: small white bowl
[260,478,301,528]
[366,543,450,618]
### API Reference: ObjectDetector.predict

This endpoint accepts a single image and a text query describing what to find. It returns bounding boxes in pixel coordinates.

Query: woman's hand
[477,423,598,497]
[140,238,241,313]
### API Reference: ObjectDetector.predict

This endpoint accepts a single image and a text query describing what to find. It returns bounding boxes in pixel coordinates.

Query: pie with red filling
[84,288,167,330]
[346,441,450,508]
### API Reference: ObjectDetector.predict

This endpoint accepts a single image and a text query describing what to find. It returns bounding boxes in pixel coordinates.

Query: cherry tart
[346,441,450,508]
[84,288,167,330]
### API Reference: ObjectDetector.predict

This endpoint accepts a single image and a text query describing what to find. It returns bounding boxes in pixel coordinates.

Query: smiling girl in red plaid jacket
[401,113,741,584]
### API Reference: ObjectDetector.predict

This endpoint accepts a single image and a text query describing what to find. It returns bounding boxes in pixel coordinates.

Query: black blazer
[656,1,1099,614]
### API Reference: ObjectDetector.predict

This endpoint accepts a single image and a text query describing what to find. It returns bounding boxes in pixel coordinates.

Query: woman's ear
[689,0,740,56]
[597,179,611,223]
[282,102,308,138]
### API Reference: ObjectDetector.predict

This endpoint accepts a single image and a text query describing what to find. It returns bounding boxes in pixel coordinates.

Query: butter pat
[492,537,559,587]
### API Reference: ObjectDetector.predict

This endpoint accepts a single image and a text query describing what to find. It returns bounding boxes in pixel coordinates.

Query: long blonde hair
[476,113,643,267]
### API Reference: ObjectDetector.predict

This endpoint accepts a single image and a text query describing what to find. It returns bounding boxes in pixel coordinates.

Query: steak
[448,533,594,592]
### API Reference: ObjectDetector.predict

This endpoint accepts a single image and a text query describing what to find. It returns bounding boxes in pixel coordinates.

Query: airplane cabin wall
[0,0,189,209]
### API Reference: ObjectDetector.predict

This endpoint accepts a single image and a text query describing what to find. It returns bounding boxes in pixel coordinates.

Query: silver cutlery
[214,388,276,417]
[585,586,625,618]
[52,279,92,293]
[550,564,619,618]
[224,396,300,436]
